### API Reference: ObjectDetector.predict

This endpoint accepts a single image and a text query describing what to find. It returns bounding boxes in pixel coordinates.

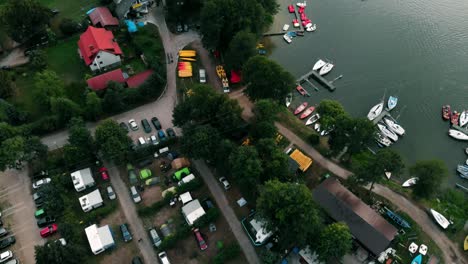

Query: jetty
[296,69,335,91]
[372,110,392,125]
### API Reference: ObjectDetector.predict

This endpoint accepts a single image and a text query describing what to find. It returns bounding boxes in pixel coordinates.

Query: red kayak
[296,85,307,96]
[442,105,451,120]
[298,6,305,14]
[300,13,307,21]
[294,102,308,115]
[288,5,295,13]
[451,111,460,125]
[300,106,315,119]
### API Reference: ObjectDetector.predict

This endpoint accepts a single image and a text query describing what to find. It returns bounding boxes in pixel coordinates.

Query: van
[158,251,171,264]
[178,174,195,186]
[199,69,206,83]
[159,147,169,154]
[148,228,162,247]
[138,137,146,145]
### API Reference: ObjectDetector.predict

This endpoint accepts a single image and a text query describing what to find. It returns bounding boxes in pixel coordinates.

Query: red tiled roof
[89,7,119,27]
[87,69,126,90]
[77,26,122,65]
[126,69,154,88]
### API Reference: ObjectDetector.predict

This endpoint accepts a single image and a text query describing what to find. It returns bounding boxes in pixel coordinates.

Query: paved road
[107,164,158,263]
[0,168,45,264]
[193,160,260,264]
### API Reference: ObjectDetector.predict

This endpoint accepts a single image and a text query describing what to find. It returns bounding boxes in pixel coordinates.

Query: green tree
[95,119,132,164]
[29,50,48,71]
[225,31,257,70]
[180,124,221,161]
[317,100,346,129]
[0,71,14,98]
[102,83,125,114]
[410,160,448,198]
[34,70,65,110]
[139,73,165,98]
[39,183,64,217]
[250,120,277,140]
[35,239,86,264]
[256,138,290,182]
[316,222,352,261]
[229,146,263,200]
[330,115,375,156]
[0,0,51,43]
[67,117,94,155]
[243,56,295,103]
[257,180,322,248]
[0,136,47,171]
[253,99,280,122]
[260,249,281,264]
[84,91,103,121]
[214,139,237,172]
[50,97,82,123]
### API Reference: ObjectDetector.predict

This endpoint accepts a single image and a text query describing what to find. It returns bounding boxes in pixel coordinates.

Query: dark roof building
[87,69,126,90]
[89,7,120,28]
[126,69,153,88]
[312,178,398,255]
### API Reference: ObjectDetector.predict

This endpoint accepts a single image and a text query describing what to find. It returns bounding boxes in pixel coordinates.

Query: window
[99,62,103,64]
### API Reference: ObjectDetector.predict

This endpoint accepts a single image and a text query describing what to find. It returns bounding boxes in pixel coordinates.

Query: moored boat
[285,93,292,107]
[375,132,392,147]
[387,96,398,111]
[283,34,292,43]
[411,254,422,264]
[288,4,295,13]
[464,235,468,251]
[385,171,392,179]
[367,102,384,120]
[313,59,326,71]
[402,177,418,187]
[448,129,468,141]
[296,85,307,96]
[306,24,316,32]
[442,105,451,120]
[465,147,468,155]
[293,19,300,27]
[314,123,321,132]
[305,113,320,126]
[296,31,304,36]
[294,102,308,115]
[429,209,450,229]
[451,111,460,125]
[385,207,411,228]
[384,118,405,136]
[460,111,468,127]
[283,24,290,31]
[300,106,315,119]
[319,63,334,76]
[377,123,399,141]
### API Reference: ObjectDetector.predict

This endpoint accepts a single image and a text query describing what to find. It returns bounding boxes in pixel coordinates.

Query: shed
[89,7,119,28]
[289,149,313,172]
[181,199,206,226]
[71,168,95,192]
[171,158,191,170]
[86,69,126,90]
[85,224,115,255]
[126,69,153,88]
[79,189,104,212]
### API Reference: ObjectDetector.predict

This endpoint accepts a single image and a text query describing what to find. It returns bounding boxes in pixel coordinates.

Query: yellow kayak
[464,235,468,251]
[180,57,196,62]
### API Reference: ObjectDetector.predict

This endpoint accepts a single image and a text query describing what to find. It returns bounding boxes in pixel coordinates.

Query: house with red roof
[78,26,123,72]
[89,7,119,28]
[126,69,153,88]
[87,69,127,90]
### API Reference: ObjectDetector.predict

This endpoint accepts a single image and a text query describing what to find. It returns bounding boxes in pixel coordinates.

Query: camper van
[178,174,195,186]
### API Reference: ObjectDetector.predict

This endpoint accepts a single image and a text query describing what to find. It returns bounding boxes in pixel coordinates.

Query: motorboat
[375,132,392,147]
[377,123,399,141]
[402,177,418,187]
[294,102,308,115]
[313,59,326,71]
[448,129,468,141]
[306,24,316,32]
[298,6,305,14]
[387,96,398,111]
[283,24,290,31]
[300,13,307,21]
[305,22,312,28]
[384,118,405,136]
[451,111,460,125]
[293,19,300,27]
[385,171,392,179]
[429,209,450,229]
[288,4,295,13]
[296,85,307,96]
[367,102,384,120]
[460,111,468,127]
[300,106,315,119]
[283,34,292,43]
[411,254,422,264]
[305,113,320,126]
[319,63,334,76]
[314,123,321,132]
[285,93,293,107]
[287,31,297,37]
[442,105,451,120]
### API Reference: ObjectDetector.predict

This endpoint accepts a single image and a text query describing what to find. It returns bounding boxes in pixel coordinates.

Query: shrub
[213,243,241,264]
[175,178,203,194]
[158,224,191,251]
[308,133,320,145]
[29,50,47,71]
[193,208,220,228]
[59,18,81,36]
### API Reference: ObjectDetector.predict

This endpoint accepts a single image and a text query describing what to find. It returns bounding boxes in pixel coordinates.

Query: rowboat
[305,113,320,126]
[387,96,398,111]
[429,209,450,229]
[285,93,293,107]
[442,105,451,120]
[296,85,307,96]
[294,102,308,115]
[306,24,316,32]
[367,102,384,121]
[460,111,468,127]
[319,63,334,76]
[300,106,315,119]
[448,129,468,141]
[411,254,422,264]
[293,19,300,28]
[313,59,326,71]
[375,132,392,147]
[377,123,399,141]
[451,111,460,125]
[288,4,295,13]
[384,118,405,136]
[402,177,418,187]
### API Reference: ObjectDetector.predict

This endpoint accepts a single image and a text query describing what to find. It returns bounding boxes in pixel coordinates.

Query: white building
[71,168,95,192]
[85,224,115,255]
[181,199,206,226]
[249,218,273,245]
[79,189,104,212]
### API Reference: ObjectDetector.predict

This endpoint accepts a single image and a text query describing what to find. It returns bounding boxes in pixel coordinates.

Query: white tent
[181,199,206,226]
[85,224,114,255]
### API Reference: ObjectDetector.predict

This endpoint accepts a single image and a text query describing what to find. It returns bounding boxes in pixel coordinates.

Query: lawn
[38,0,100,20]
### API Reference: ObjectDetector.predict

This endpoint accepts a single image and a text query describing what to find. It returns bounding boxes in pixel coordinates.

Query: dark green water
[268,0,468,187]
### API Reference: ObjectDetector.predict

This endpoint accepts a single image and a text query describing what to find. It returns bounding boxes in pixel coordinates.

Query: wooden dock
[372,110,391,125]
[296,69,335,91]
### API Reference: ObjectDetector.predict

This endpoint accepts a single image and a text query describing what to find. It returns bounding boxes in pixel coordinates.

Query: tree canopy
[94,119,132,164]
[34,70,65,110]
[243,56,295,103]
[35,238,86,264]
[256,138,290,182]
[0,135,47,171]
[0,71,14,98]
[225,31,257,70]
[329,114,375,156]
[316,222,352,261]
[180,124,222,161]
[410,159,448,198]
[229,146,263,200]
[317,100,346,129]
[63,118,95,168]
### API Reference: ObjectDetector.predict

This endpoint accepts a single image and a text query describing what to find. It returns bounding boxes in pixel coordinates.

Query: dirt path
[0,48,29,68]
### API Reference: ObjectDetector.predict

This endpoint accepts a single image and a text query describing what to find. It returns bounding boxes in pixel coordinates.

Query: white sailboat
[305,113,320,126]
[313,59,326,71]
[377,123,399,141]
[429,209,450,229]
[448,129,468,141]
[319,63,334,76]
[402,177,418,187]
[285,93,293,107]
[367,102,384,121]
[460,111,468,127]
[384,118,405,136]
[375,132,392,147]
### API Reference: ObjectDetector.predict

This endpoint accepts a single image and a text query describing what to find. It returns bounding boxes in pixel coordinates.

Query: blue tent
[125,20,138,33]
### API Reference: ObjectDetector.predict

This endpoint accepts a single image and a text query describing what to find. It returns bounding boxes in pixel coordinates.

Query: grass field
[38,0,100,20]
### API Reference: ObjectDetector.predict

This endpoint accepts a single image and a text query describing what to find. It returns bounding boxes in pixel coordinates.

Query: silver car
[107,186,116,200]
[130,186,141,203]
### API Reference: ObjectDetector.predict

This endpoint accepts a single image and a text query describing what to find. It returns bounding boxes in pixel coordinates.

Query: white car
[128,119,138,130]
[158,251,171,264]
[56,238,67,246]
[130,186,141,203]
[150,135,159,145]
[0,250,13,263]
[107,186,116,200]
[32,178,51,189]
[218,177,231,190]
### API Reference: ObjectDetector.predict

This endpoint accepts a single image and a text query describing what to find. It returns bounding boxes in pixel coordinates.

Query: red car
[40,223,58,238]
[99,167,109,181]
[193,228,207,250]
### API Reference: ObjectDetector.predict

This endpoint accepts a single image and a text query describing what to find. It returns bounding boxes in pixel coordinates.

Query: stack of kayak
[178,61,192,77]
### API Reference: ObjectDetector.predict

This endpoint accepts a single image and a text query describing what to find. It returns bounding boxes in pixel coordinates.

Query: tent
[174,167,190,181]
[125,20,138,33]
[230,70,241,84]
[289,149,313,172]
[171,158,190,170]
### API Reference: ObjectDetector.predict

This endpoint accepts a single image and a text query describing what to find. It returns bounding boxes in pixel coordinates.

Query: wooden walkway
[296,69,335,91]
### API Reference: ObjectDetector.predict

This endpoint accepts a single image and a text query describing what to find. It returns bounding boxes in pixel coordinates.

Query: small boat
[384,118,405,136]
[385,171,392,179]
[367,102,384,120]
[387,96,398,111]
[288,4,295,13]
[464,235,468,251]
[442,105,451,120]
[429,209,450,229]
[296,85,307,96]
[375,132,392,147]
[402,177,418,187]
[300,106,316,119]
[297,1,306,7]
[314,123,321,132]
[293,19,300,27]
[319,63,334,76]
[294,102,308,115]
[466,159,468,166]
[305,113,320,126]
[377,123,399,141]
[451,111,460,125]
[298,6,305,14]
[448,129,468,141]
[313,59,326,71]
[306,24,316,32]
[285,93,292,107]
[283,34,292,43]
[300,13,307,21]
[283,24,290,31]
[419,244,428,255]
[411,254,422,264]
[296,31,304,36]
[460,111,468,127]
[385,207,411,228]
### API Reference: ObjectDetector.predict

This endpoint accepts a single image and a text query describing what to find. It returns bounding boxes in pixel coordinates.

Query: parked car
[141,119,152,133]
[137,159,152,168]
[160,224,173,238]
[130,186,141,203]
[128,119,138,130]
[40,223,58,238]
[145,177,160,186]
[32,178,51,189]
[0,237,14,249]
[35,208,45,218]
[158,251,171,264]
[37,216,56,228]
[218,177,231,190]
[120,224,132,242]
[106,186,116,200]
[193,228,208,250]
[119,122,129,132]
[33,192,44,207]
[158,130,167,141]
[176,23,183,33]
[166,128,176,138]
[150,135,159,145]
[132,256,143,264]
[202,198,214,209]
[0,250,13,263]
[99,167,109,181]
[0,228,7,238]
[183,24,189,32]
[128,167,138,185]
[151,117,162,130]
[138,137,147,145]
[148,228,162,247]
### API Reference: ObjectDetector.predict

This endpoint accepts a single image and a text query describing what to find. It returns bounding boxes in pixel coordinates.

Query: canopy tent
[230,70,241,84]
[289,149,313,172]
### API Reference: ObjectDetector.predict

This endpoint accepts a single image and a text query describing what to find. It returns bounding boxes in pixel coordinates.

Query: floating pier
[296,69,336,91]
[372,110,391,125]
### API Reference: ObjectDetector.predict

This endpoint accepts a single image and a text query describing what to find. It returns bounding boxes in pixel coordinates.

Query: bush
[158,224,191,251]
[29,50,47,71]
[308,133,320,145]
[213,243,241,264]
[59,18,81,36]
[20,115,61,135]
[176,178,203,194]
[193,208,220,228]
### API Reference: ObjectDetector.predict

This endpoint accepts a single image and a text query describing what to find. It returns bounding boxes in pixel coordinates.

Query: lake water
[268,0,468,187]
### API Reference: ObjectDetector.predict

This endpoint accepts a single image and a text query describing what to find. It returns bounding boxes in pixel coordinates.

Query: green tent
[174,167,190,181]
[139,169,152,180]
